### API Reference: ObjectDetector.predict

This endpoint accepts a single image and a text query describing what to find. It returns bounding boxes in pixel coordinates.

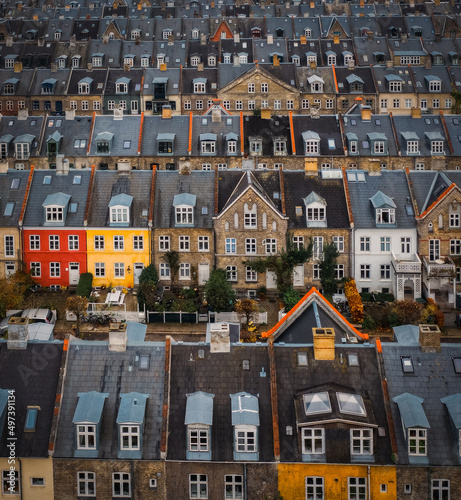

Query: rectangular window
[401,237,411,253]
[30,262,41,277]
[226,266,237,282]
[110,207,128,223]
[46,206,63,222]
[159,235,170,251]
[264,238,277,255]
[68,235,79,250]
[429,239,440,261]
[313,264,320,280]
[77,424,96,449]
[198,236,209,252]
[225,238,237,254]
[114,263,125,278]
[274,100,281,110]
[261,83,268,93]
[302,428,324,454]
[360,237,370,252]
[248,83,255,93]
[4,236,14,257]
[112,473,130,497]
[50,262,60,277]
[235,100,243,110]
[306,477,324,500]
[114,236,124,250]
[225,475,243,499]
[335,264,344,280]
[293,236,304,250]
[302,99,310,109]
[246,267,257,282]
[235,426,256,452]
[95,262,105,277]
[160,263,170,279]
[179,236,190,251]
[120,425,140,450]
[380,237,391,252]
[176,206,193,224]
[348,477,366,500]
[2,470,19,495]
[380,265,391,280]
[450,213,460,227]
[432,99,440,109]
[351,429,373,455]
[333,236,344,253]
[313,236,323,260]
[94,235,105,250]
[190,474,207,499]
[451,239,461,255]
[307,207,325,221]
[196,100,203,110]
[180,263,191,280]
[245,238,257,254]
[184,100,191,110]
[77,472,95,497]
[431,479,450,500]
[287,100,294,110]
[408,428,427,456]
[133,235,144,250]
[189,427,209,452]
[360,264,370,280]
[244,211,257,228]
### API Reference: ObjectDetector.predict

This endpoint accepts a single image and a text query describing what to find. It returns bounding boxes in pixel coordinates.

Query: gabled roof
[263,287,368,343]
[109,193,133,207]
[393,393,430,428]
[441,394,461,429]
[116,392,149,424]
[230,392,260,426]
[42,192,71,207]
[185,391,214,426]
[369,190,396,209]
[303,191,326,206]
[73,391,109,423]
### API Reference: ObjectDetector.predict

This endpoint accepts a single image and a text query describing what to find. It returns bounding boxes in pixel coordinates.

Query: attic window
[25,406,39,431]
[243,360,250,371]
[401,356,414,373]
[295,206,303,216]
[10,178,20,189]
[69,203,78,213]
[297,352,308,366]
[348,353,359,366]
[304,392,332,415]
[123,140,131,149]
[453,357,461,374]
[202,207,208,215]
[139,354,150,370]
[73,175,82,185]
[43,176,52,185]
[337,392,366,416]
[4,202,14,217]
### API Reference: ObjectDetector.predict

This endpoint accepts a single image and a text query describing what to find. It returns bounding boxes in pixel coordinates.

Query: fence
[214,312,268,324]
[86,302,145,323]
[145,311,268,324]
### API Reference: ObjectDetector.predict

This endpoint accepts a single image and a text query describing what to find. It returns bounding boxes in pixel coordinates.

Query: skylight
[4,202,14,217]
[453,357,461,374]
[297,352,308,366]
[43,176,52,185]
[348,353,359,366]
[337,392,366,416]
[401,356,414,373]
[139,354,150,370]
[25,407,39,431]
[11,178,20,189]
[73,175,82,185]
[304,392,332,415]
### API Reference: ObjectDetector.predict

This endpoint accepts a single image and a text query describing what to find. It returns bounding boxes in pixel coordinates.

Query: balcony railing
[422,256,456,278]
[391,253,422,273]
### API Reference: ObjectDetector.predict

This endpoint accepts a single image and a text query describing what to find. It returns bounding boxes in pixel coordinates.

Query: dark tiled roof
[0,170,30,227]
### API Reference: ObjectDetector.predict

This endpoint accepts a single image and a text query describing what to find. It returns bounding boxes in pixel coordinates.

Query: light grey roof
[116,392,149,424]
[302,130,320,141]
[42,192,71,207]
[14,134,35,143]
[95,131,114,142]
[346,73,364,84]
[173,193,196,207]
[367,132,387,141]
[4,78,19,85]
[78,77,93,84]
[303,191,326,206]
[425,131,444,141]
[0,134,14,143]
[46,131,63,143]
[109,193,133,207]
[73,391,109,423]
[157,133,175,141]
[441,394,461,429]
[393,325,420,346]
[401,131,419,141]
[89,115,141,157]
[393,393,430,429]
[185,391,215,425]
[369,190,396,208]
[199,133,217,141]
[141,115,189,156]
[153,77,168,84]
[230,392,260,426]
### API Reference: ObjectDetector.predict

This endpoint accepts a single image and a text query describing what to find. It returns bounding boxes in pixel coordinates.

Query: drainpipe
[244,463,247,500]
[368,465,371,500]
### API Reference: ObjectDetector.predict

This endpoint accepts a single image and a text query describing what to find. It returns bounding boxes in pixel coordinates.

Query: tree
[163,250,180,287]
[393,299,423,325]
[204,269,236,312]
[0,272,35,318]
[137,264,159,308]
[319,242,340,301]
[247,232,313,297]
[344,278,364,324]
[451,89,461,114]
[235,298,259,326]
[282,287,301,313]
[65,295,88,337]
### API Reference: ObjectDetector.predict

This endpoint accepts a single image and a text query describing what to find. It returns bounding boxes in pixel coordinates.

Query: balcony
[391,253,421,274]
[422,256,456,278]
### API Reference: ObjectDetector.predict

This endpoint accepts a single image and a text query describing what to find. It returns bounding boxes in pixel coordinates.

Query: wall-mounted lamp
[127,266,131,273]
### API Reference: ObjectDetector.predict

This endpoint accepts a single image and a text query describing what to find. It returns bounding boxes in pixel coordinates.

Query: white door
[134,263,144,285]
[69,263,80,285]
[266,271,277,289]
[293,265,304,287]
[198,263,209,285]
[131,100,139,114]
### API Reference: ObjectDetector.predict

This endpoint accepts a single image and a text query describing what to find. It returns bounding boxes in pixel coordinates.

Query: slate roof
[152,170,215,229]
[274,343,392,463]
[442,115,461,157]
[154,40,187,68]
[221,38,254,63]
[335,67,376,94]
[282,170,350,229]
[72,19,101,41]
[140,115,190,157]
[411,65,453,93]
[353,36,391,66]
[296,67,335,93]
[0,69,35,97]
[0,115,44,159]
[181,67,218,94]
[292,16,322,38]
[104,67,143,95]
[89,114,141,157]
[291,115,344,157]
[87,39,122,68]
[347,170,416,230]
[22,168,92,227]
[66,68,107,96]
[0,341,63,458]
[87,170,153,228]
[0,170,30,227]
[381,343,461,465]
[167,343,273,462]
[143,67,180,96]
[54,341,165,459]
[253,39,288,65]
[243,114,292,157]
[191,113,240,157]
[42,115,93,159]
[405,14,436,39]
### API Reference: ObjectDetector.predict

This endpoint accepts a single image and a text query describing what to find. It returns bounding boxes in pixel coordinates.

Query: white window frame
[198,236,209,252]
[408,428,427,456]
[293,236,304,250]
[245,238,257,255]
[77,424,96,450]
[94,235,105,250]
[77,472,96,497]
[179,235,190,252]
[244,205,257,229]
[188,425,209,452]
[46,206,63,222]
[160,263,170,279]
[429,239,440,261]
[189,474,208,499]
[159,235,170,251]
[376,208,395,224]
[4,235,15,257]
[68,235,79,250]
[30,262,41,277]
[226,238,237,254]
[360,237,370,252]
[431,479,450,500]
[348,477,366,500]
[113,236,125,251]
[120,425,140,450]
[50,262,60,277]
[95,262,105,277]
[180,263,191,280]
[333,236,344,253]
[302,427,325,454]
[264,238,277,255]
[235,425,257,453]
[351,429,373,455]
[114,263,125,278]
[246,267,257,282]
[449,213,460,228]
[305,477,324,500]
[360,264,370,280]
[110,206,129,223]
[133,235,144,250]
[226,265,237,281]
[225,475,243,500]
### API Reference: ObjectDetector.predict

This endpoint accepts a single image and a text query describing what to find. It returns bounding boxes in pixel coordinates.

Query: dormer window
[46,206,63,222]
[249,137,263,156]
[239,53,248,64]
[304,191,327,228]
[411,26,423,37]
[223,53,231,64]
[386,75,403,92]
[157,133,175,155]
[96,132,114,154]
[425,132,444,155]
[431,52,444,65]
[4,55,18,69]
[347,74,363,93]
[191,29,199,39]
[124,56,134,67]
[367,133,388,155]
[307,75,324,93]
[185,392,214,461]
[193,79,206,93]
[343,51,353,65]
[109,194,133,226]
[174,193,196,226]
[402,132,419,155]
[73,391,108,458]
[117,393,148,459]
[302,131,320,156]
[226,133,238,155]
[131,29,140,40]
[41,79,56,94]
[306,53,317,65]
[292,55,300,66]
[231,392,260,461]
[200,133,216,155]
[78,78,92,94]
[273,137,287,156]
[448,52,459,65]
[163,29,172,40]
[370,191,396,227]
[190,55,200,66]
[426,76,441,93]
[346,133,358,155]
[3,79,18,95]
[14,134,34,160]
[208,55,216,67]
[72,56,81,68]
[116,78,129,94]
[326,51,336,66]
[141,56,149,68]
[92,54,103,67]
[304,28,312,38]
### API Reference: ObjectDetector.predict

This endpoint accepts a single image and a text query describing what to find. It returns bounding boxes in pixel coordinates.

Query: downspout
[368,465,371,500]
[243,463,247,500]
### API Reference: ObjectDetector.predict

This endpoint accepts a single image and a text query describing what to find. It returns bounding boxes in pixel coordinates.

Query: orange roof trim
[418,183,457,219]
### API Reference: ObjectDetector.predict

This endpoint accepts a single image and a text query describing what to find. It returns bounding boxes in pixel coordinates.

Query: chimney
[197,62,204,71]
[162,105,172,119]
[70,35,76,47]
[233,55,240,67]
[124,63,131,71]
[401,33,408,43]
[66,109,75,120]
[18,109,29,120]
[333,34,340,44]
[359,0,364,6]
[103,34,109,44]
[434,0,440,4]
[87,63,93,71]
[261,109,271,119]
[411,107,421,119]
[367,30,374,41]
[51,63,58,72]
[347,59,355,70]
[7,317,29,350]
[109,323,127,351]
[309,60,317,69]
[273,54,280,66]
[210,323,231,353]
[313,328,335,360]
[6,36,13,47]
[267,34,274,45]
[13,61,23,73]
[38,37,45,47]
[419,324,441,353]
[300,35,307,45]
[212,108,221,122]
[310,107,320,119]
[114,107,124,119]
[310,0,315,7]
[361,105,372,121]
[234,32,240,43]
[160,63,167,71]
[200,33,207,45]
[424,56,431,70]
[386,59,393,68]
[168,34,174,45]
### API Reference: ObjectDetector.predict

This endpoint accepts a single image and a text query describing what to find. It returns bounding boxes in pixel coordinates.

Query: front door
[293,265,304,287]
[266,271,277,289]
[198,263,209,286]
[134,263,144,285]
[131,100,139,114]
[69,262,80,285]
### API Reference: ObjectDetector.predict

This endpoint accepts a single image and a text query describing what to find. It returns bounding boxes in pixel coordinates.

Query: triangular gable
[102,19,123,39]
[262,287,369,342]
[216,171,285,221]
[210,19,234,42]
[325,17,350,38]
[418,183,460,220]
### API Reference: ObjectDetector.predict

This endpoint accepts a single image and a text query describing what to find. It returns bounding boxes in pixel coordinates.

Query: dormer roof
[173,193,196,207]
[109,193,133,207]
[369,191,396,209]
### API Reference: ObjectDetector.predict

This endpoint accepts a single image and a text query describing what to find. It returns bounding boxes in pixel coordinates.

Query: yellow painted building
[0,457,54,499]
[278,463,397,500]
[86,228,151,288]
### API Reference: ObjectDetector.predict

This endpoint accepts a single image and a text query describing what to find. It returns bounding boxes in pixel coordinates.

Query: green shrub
[387,311,400,328]
[360,292,372,302]
[362,314,376,331]
[75,273,93,298]
[182,287,197,300]
[282,287,300,313]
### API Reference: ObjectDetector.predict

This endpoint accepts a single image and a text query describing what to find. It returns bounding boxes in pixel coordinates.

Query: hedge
[75,273,93,298]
